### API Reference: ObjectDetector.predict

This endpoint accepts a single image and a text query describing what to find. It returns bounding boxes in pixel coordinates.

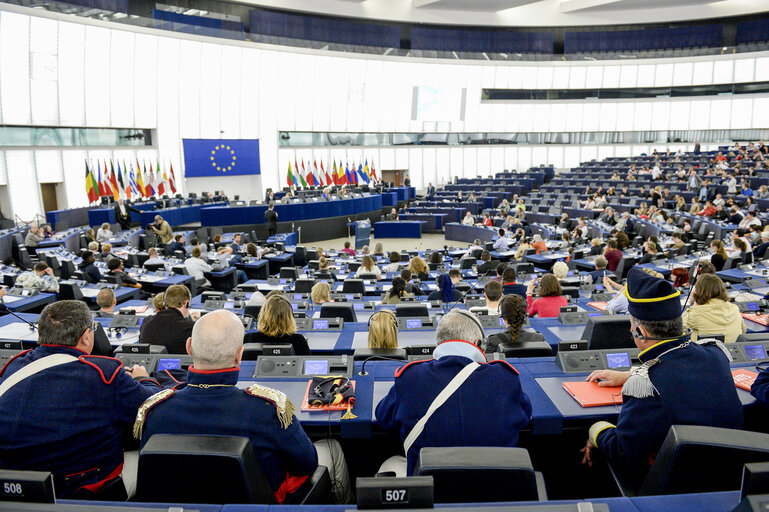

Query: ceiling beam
[559,0,624,13]
[412,0,442,7]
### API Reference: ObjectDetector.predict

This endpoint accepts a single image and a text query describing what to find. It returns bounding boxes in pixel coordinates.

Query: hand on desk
[580,439,595,467]
[586,370,631,387]
[125,365,149,378]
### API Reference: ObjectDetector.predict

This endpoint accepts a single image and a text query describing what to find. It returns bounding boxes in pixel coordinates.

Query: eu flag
[182,139,261,177]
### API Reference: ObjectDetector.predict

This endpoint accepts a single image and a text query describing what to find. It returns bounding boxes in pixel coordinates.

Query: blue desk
[236,259,270,280]
[267,232,298,246]
[77,284,139,305]
[380,192,397,207]
[445,223,496,244]
[136,273,194,291]
[4,292,56,312]
[140,202,228,228]
[398,213,447,231]
[88,201,157,226]
[374,221,423,239]
[36,228,85,253]
[200,196,384,227]
[46,205,92,228]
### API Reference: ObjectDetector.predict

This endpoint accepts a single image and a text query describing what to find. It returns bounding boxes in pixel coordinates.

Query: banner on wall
[182,139,261,177]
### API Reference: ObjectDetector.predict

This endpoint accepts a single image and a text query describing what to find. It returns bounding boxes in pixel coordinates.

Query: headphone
[446,309,487,352]
[367,309,398,329]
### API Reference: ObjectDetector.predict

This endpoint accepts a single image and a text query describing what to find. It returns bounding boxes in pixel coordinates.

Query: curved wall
[0,3,767,221]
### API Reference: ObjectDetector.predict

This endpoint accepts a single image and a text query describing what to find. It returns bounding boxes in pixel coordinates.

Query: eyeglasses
[80,321,97,338]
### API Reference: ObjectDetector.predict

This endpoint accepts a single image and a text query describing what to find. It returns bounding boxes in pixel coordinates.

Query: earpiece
[449,309,487,352]
[368,309,398,330]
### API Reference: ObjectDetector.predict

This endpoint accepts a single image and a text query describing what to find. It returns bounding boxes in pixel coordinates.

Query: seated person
[140,285,197,353]
[99,242,117,262]
[383,251,401,273]
[461,211,474,226]
[476,250,499,275]
[24,224,43,248]
[79,250,102,284]
[682,274,746,343]
[135,310,351,503]
[481,213,493,227]
[184,247,213,287]
[407,256,429,281]
[400,269,424,296]
[501,267,527,298]
[589,238,603,256]
[0,300,158,499]
[531,234,548,254]
[376,310,532,476]
[251,295,310,355]
[310,281,331,305]
[470,280,503,314]
[386,208,399,221]
[107,258,141,289]
[492,263,506,283]
[590,256,609,284]
[368,309,398,349]
[639,241,657,264]
[382,276,411,304]
[96,222,113,243]
[428,251,443,271]
[428,272,465,303]
[552,260,569,280]
[16,262,59,292]
[340,241,356,257]
[142,248,165,268]
[168,234,186,257]
[486,295,546,353]
[355,255,382,279]
[526,274,567,317]
[754,231,769,259]
[582,268,743,489]
[603,239,623,271]
[94,287,117,318]
[315,257,337,281]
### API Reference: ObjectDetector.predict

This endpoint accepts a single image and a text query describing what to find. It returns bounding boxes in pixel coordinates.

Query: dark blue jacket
[502,282,527,298]
[0,345,160,497]
[751,368,769,405]
[753,241,769,259]
[595,336,743,487]
[376,342,532,475]
[140,367,317,500]
[81,262,102,284]
[589,269,608,284]
[169,241,186,257]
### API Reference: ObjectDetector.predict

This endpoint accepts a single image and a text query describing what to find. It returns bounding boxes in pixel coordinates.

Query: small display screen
[606,353,631,369]
[747,302,760,312]
[588,312,602,317]
[406,319,422,328]
[304,360,329,375]
[157,358,181,371]
[595,284,604,290]
[744,344,767,360]
[353,303,364,310]
[345,294,354,301]
[294,294,303,300]
[313,320,329,329]
[291,303,298,310]
[499,317,506,327]
[280,279,286,284]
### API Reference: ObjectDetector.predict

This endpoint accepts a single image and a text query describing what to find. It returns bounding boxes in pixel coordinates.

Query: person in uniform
[134,310,352,503]
[581,267,743,489]
[113,199,141,230]
[375,310,532,476]
[265,202,278,237]
[0,300,159,499]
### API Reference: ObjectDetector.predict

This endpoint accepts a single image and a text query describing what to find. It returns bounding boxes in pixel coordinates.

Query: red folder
[732,369,758,391]
[741,313,769,326]
[587,301,608,311]
[562,381,624,407]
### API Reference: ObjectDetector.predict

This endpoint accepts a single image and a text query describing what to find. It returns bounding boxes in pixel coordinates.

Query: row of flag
[286,158,378,189]
[85,159,178,204]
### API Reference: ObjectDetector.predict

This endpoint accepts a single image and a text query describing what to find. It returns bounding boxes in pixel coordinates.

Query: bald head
[187,310,245,370]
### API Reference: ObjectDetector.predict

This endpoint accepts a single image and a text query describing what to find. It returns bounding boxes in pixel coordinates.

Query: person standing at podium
[113,199,141,230]
[265,202,278,237]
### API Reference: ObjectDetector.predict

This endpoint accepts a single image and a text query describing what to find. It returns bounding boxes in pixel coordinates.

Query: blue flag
[182,139,261,177]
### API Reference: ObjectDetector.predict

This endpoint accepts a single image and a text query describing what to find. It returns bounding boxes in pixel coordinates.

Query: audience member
[80,250,102,284]
[24,224,43,248]
[382,276,410,304]
[368,310,399,349]
[251,295,310,355]
[94,287,117,317]
[310,282,331,304]
[107,258,141,289]
[526,274,567,317]
[16,262,59,292]
[470,280,503,314]
[96,222,113,243]
[682,274,746,343]
[428,273,464,302]
[140,285,197,353]
[486,295,546,353]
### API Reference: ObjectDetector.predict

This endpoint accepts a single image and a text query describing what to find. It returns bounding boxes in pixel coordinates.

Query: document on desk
[562,381,623,408]
[1,295,22,303]
[732,369,758,391]
[0,323,39,342]
[138,275,166,283]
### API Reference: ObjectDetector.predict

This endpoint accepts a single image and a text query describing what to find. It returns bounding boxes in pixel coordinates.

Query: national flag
[122,160,132,200]
[295,157,300,187]
[145,161,156,197]
[129,162,140,198]
[85,160,99,203]
[168,161,178,194]
[322,160,332,186]
[306,160,316,187]
[96,161,106,196]
[136,159,146,197]
[102,161,113,197]
[298,159,308,188]
[345,163,354,185]
[157,159,166,196]
[370,160,378,181]
[109,161,120,200]
[287,161,295,188]
[331,160,339,185]
[358,163,370,184]
[117,161,125,198]
[364,159,371,180]
[336,160,346,185]
[313,160,322,187]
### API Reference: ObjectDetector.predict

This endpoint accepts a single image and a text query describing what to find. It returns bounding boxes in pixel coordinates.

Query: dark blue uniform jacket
[376,341,532,475]
[0,345,160,497]
[140,366,318,500]
[751,367,769,405]
[596,336,743,486]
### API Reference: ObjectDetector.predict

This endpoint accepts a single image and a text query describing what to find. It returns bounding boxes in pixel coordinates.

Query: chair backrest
[136,434,275,504]
[320,303,357,322]
[295,279,315,294]
[144,262,166,272]
[293,246,307,267]
[342,279,365,294]
[498,340,553,358]
[244,304,263,320]
[415,447,542,503]
[640,425,769,496]
[280,267,299,280]
[582,315,634,350]
[352,347,408,361]
[59,282,84,301]
[724,256,740,270]
[103,274,123,287]
[460,258,475,269]
[395,303,429,318]
[59,260,76,280]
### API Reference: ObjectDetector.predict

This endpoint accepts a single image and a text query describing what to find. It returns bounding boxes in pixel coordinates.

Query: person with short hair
[502,267,526,298]
[184,246,213,286]
[682,274,746,343]
[16,262,59,292]
[80,250,102,284]
[310,281,331,304]
[603,239,623,271]
[493,228,509,252]
[96,222,113,243]
[582,268,743,489]
[470,280,503,314]
[531,234,548,255]
[95,287,117,317]
[150,215,173,244]
[24,224,43,248]
[526,274,567,317]
[486,295,546,353]
[114,199,141,230]
[135,310,352,503]
[368,310,399,349]
[0,300,159,499]
[229,233,243,253]
[552,261,569,280]
[107,258,141,289]
[340,241,356,257]
[376,310,532,476]
[140,284,196,353]
[590,256,609,284]
[169,234,186,256]
[383,251,401,273]
[251,295,310,355]
[476,250,499,275]
[143,247,165,268]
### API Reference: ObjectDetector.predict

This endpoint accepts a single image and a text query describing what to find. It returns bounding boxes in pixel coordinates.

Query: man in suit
[113,199,141,230]
[426,182,436,199]
[265,202,278,237]
[476,250,500,275]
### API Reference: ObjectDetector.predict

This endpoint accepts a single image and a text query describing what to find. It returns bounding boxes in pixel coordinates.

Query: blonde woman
[252,295,309,354]
[356,255,382,279]
[311,282,332,304]
[368,310,399,349]
[408,256,429,281]
[552,260,569,280]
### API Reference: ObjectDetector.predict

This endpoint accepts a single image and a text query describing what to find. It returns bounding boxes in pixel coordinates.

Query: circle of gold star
[210,145,237,172]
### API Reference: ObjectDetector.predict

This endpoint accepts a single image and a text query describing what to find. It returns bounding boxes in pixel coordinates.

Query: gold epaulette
[244,384,295,429]
[133,389,175,439]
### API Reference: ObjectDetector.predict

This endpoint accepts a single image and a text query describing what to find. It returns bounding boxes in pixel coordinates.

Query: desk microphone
[358,355,408,376]
[1,299,37,331]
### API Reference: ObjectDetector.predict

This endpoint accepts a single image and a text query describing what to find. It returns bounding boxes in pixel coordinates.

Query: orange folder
[732,369,758,391]
[587,301,608,311]
[741,313,769,326]
[562,381,624,408]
